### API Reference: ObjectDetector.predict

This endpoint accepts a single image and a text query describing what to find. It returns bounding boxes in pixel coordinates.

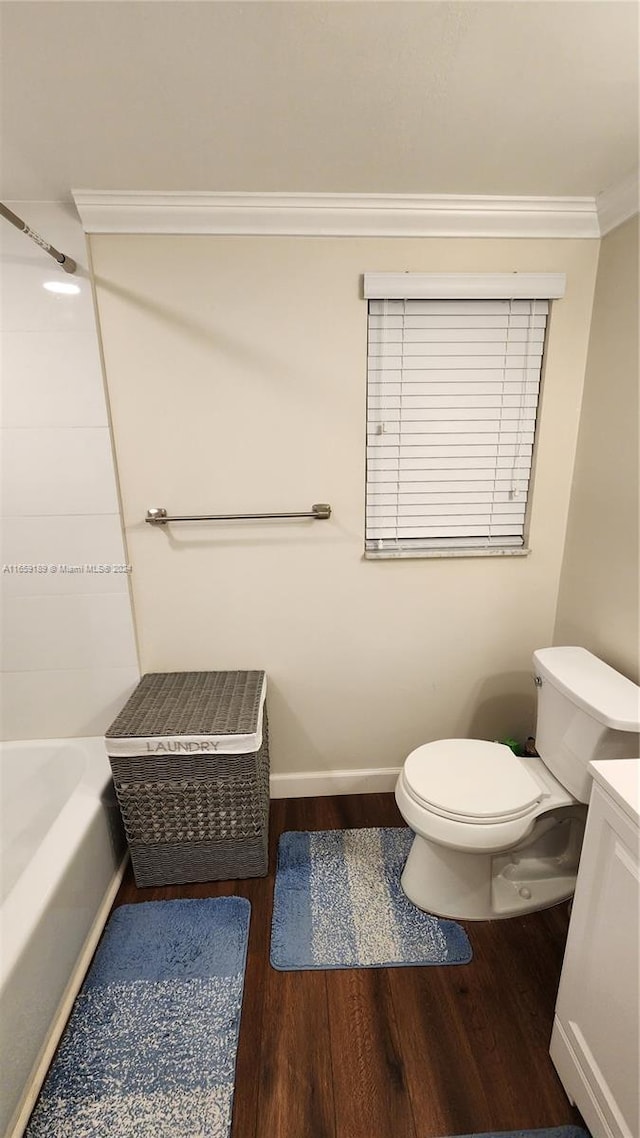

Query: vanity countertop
[589,758,640,827]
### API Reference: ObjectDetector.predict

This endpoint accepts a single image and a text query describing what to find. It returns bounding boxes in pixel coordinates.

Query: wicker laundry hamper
[105,670,269,887]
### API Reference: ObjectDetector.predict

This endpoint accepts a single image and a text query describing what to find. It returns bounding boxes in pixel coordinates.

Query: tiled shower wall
[1,202,139,740]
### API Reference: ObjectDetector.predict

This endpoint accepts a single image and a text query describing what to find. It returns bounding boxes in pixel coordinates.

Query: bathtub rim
[0,735,116,978]
[5,850,129,1138]
[0,735,128,1138]
[1,735,103,907]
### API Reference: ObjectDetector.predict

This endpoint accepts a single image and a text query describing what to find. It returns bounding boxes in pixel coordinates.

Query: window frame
[363,273,565,560]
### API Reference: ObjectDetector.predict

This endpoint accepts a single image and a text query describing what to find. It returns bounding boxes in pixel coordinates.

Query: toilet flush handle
[534,675,543,687]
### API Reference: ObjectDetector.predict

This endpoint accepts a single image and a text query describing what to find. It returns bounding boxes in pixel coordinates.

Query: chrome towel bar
[145,503,332,525]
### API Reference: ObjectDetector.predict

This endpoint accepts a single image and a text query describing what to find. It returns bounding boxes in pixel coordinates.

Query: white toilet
[395,646,640,920]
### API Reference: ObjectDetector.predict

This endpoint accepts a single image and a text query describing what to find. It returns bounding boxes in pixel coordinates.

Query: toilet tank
[533,647,640,803]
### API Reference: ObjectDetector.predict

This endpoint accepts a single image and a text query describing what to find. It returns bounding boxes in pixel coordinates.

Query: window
[364,273,565,558]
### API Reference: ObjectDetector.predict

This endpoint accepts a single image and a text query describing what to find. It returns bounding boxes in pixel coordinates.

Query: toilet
[395,646,640,920]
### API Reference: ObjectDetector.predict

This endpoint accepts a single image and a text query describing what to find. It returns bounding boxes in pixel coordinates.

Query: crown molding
[596,170,639,236]
[72,190,601,239]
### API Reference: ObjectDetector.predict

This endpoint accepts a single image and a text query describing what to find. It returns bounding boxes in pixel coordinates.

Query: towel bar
[145,504,331,525]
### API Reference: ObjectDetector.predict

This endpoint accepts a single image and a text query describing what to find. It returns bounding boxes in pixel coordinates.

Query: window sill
[364,547,532,561]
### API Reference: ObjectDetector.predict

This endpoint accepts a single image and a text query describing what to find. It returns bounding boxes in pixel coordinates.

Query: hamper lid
[105,670,267,756]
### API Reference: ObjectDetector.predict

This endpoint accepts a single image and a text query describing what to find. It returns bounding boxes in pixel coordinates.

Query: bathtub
[0,737,128,1138]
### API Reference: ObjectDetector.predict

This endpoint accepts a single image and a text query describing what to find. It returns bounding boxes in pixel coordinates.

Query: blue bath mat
[26,897,250,1138]
[447,1130,590,1138]
[271,827,472,969]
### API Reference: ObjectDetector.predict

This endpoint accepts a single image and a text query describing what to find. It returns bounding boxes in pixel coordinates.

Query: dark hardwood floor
[114,793,586,1138]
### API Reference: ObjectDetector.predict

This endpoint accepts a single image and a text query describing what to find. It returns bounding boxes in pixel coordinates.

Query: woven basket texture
[105,671,269,886]
[106,669,265,739]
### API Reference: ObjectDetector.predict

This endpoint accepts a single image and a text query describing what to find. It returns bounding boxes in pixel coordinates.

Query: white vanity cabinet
[550,759,640,1138]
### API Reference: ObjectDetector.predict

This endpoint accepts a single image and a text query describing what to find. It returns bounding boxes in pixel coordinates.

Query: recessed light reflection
[43,280,81,295]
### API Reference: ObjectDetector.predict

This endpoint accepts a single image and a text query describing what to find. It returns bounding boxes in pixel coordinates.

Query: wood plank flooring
[114,793,586,1138]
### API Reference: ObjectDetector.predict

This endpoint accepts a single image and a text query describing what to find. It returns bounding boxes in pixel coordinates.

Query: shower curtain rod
[0,202,77,273]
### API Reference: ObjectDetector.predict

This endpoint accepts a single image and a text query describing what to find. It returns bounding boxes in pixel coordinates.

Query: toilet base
[400,809,585,920]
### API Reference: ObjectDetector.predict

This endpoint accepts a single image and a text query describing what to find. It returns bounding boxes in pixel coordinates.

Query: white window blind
[365,296,549,554]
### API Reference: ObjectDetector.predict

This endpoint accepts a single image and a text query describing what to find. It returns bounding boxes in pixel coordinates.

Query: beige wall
[91,235,598,775]
[555,216,639,683]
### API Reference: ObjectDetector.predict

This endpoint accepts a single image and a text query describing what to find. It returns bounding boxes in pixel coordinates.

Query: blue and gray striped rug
[270,827,472,970]
[26,897,250,1138]
[451,1130,589,1138]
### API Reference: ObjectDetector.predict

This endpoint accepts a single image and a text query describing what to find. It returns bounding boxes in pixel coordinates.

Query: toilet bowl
[395,739,584,920]
[395,648,640,921]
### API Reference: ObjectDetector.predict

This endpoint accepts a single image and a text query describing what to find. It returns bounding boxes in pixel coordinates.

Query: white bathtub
[0,737,128,1138]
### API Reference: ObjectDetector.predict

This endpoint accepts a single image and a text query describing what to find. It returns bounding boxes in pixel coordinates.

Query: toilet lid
[404,739,544,823]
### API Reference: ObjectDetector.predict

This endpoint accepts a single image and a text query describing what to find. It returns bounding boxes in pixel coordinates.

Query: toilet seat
[403,739,544,825]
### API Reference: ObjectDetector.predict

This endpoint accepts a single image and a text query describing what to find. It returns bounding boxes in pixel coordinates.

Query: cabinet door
[550,782,639,1138]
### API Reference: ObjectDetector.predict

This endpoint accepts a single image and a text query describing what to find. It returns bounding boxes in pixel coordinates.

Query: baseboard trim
[549,1016,615,1138]
[270,766,401,799]
[7,853,130,1138]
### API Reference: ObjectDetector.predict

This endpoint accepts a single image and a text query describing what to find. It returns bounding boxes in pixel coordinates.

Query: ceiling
[1,1,638,202]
